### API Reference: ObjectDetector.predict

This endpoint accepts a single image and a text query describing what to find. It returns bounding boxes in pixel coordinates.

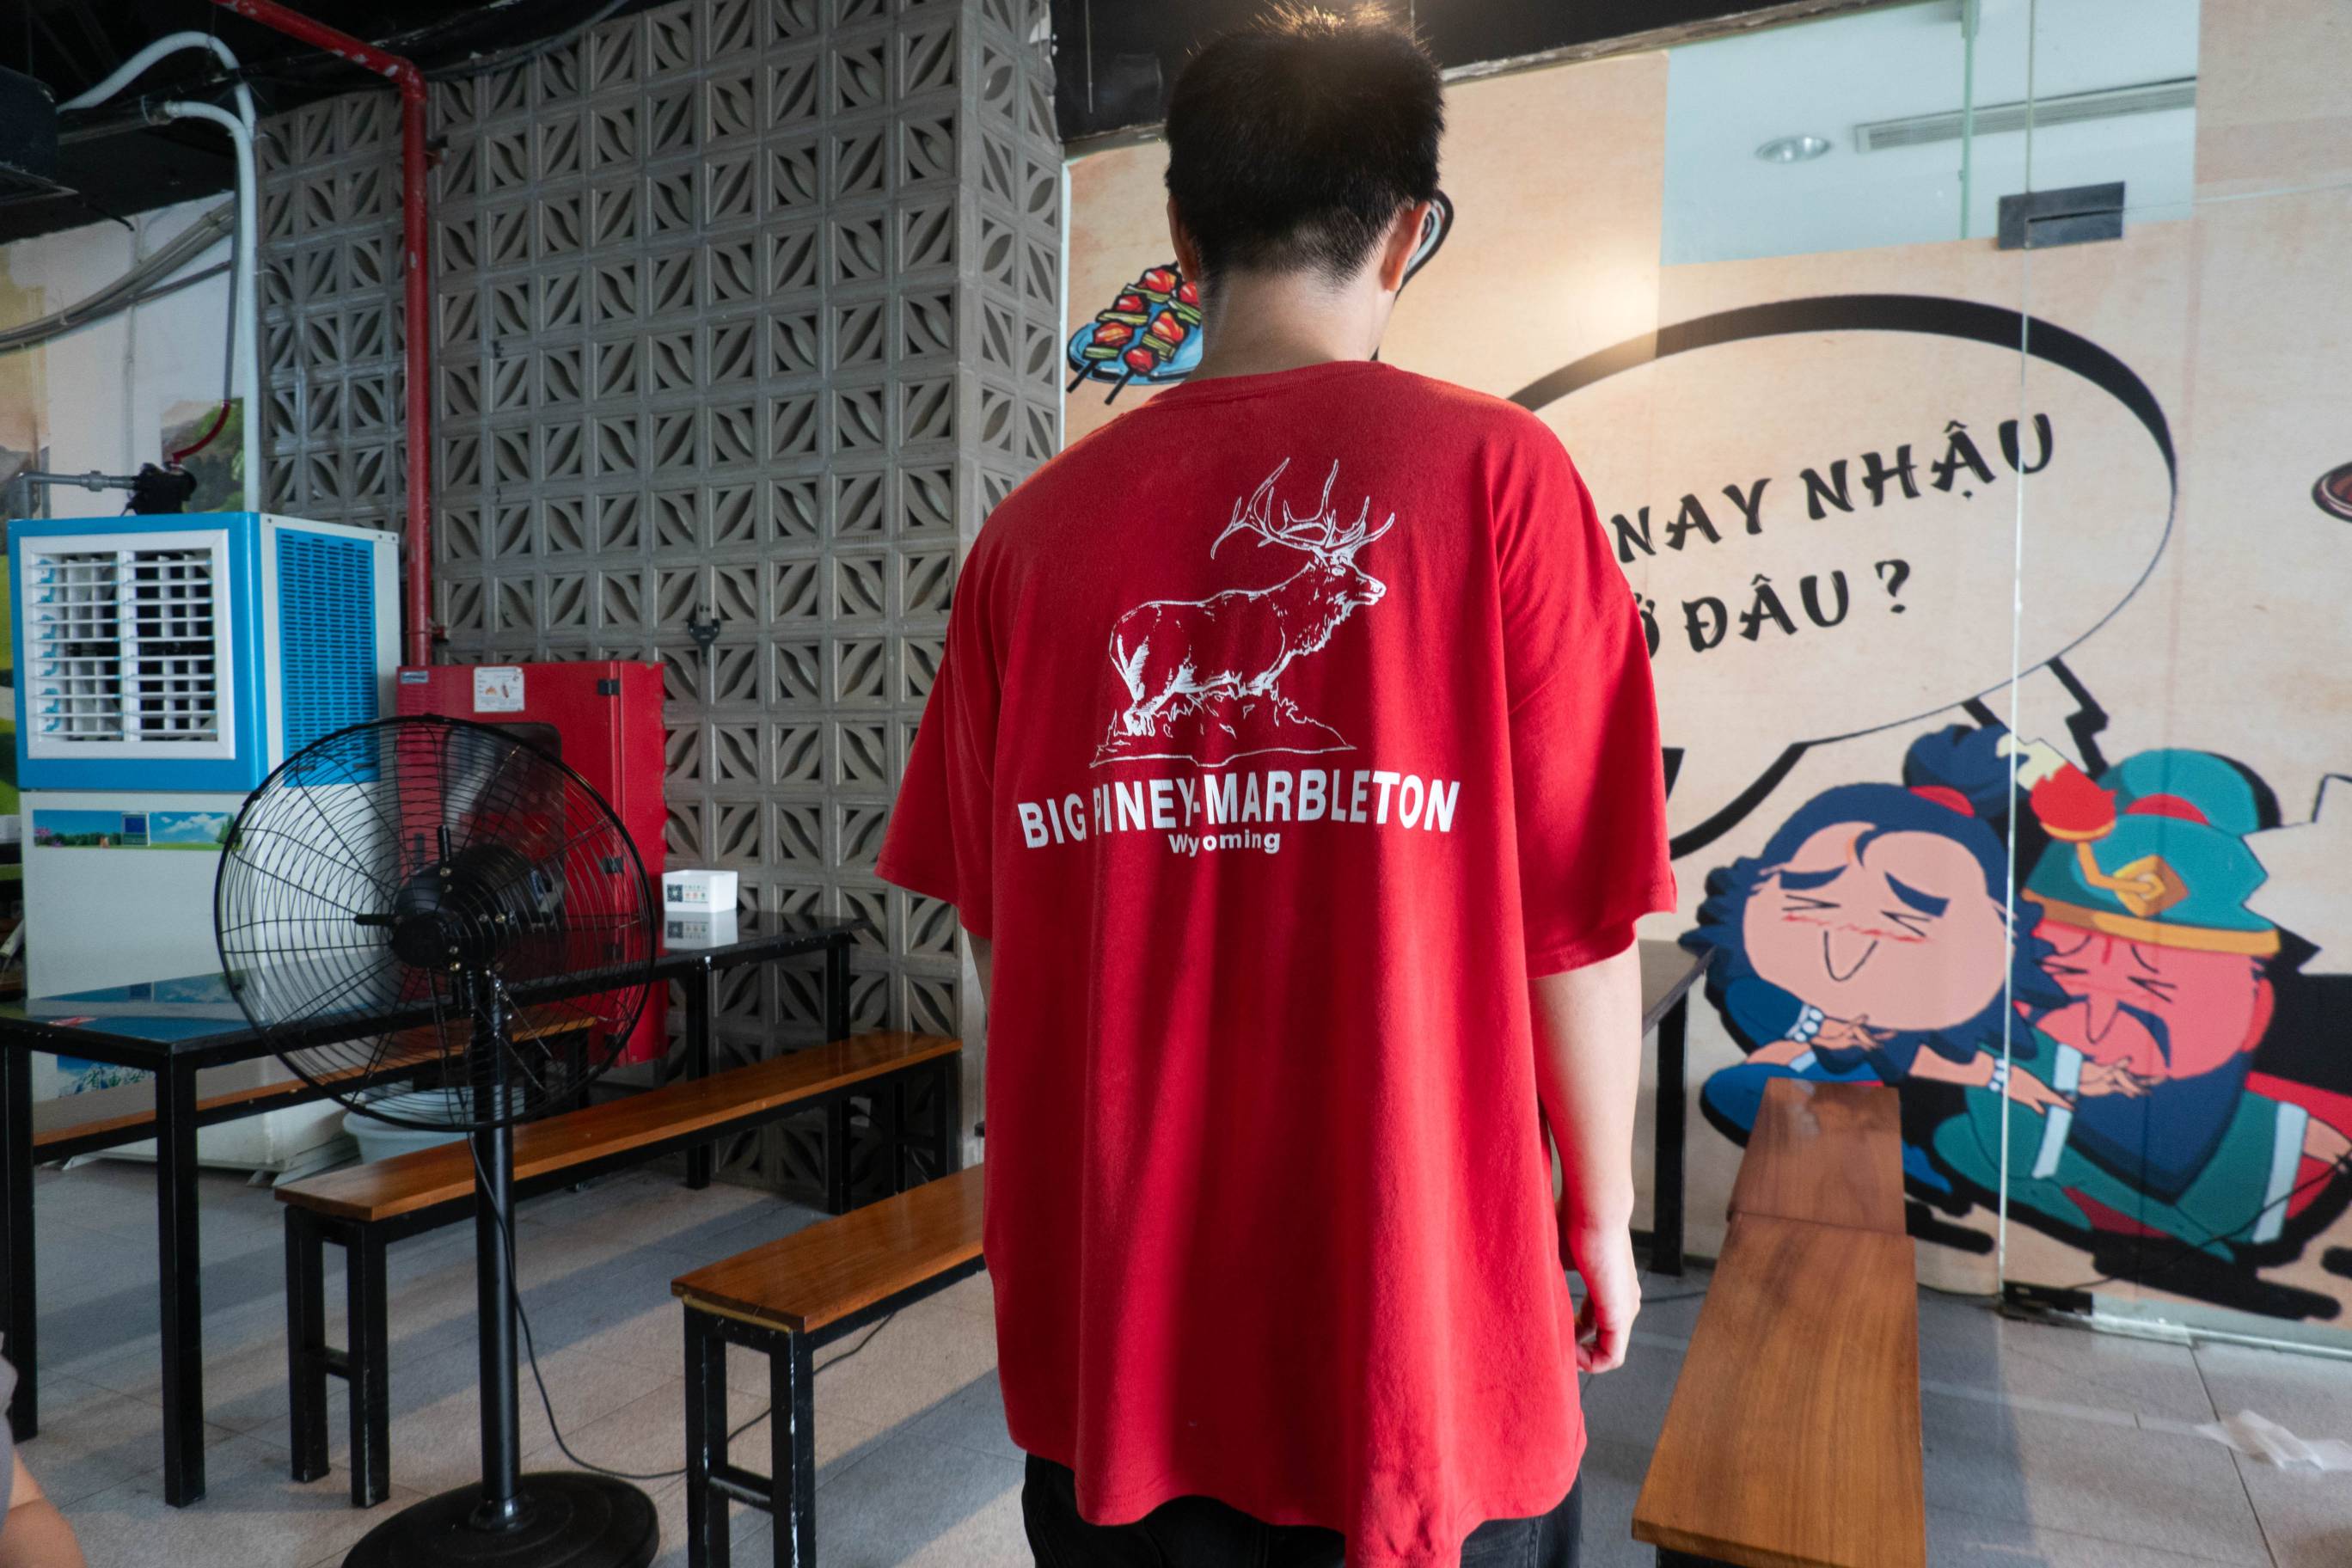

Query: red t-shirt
[877,358,1675,1565]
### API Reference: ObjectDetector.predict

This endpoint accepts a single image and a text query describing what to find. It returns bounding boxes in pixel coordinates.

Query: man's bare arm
[1529,940,1643,1373]
[971,935,991,1002]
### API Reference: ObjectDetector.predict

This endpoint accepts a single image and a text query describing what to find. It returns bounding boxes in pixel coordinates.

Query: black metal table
[0,911,858,1507]
[1637,940,1707,1279]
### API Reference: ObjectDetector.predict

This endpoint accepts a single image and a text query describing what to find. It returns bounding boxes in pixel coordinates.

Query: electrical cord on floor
[2045,1145,2352,1296]
[466,1138,898,1483]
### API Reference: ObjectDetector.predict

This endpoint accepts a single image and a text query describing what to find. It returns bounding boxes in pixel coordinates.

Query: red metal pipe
[211,0,436,666]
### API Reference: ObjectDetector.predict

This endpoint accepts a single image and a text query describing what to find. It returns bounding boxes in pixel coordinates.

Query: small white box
[665,909,738,948]
[662,868,738,911]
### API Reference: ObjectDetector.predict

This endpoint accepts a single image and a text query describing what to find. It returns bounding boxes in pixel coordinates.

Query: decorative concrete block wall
[258,0,1060,1193]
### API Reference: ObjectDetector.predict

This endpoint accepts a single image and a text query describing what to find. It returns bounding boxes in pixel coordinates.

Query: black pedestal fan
[216,715,659,1567]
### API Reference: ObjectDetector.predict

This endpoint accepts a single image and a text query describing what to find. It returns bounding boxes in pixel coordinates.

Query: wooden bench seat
[673,1165,986,1568]
[281,1032,958,1225]
[1725,1077,1908,1235]
[31,1018,567,1159]
[278,1032,961,1508]
[1634,1079,1924,1568]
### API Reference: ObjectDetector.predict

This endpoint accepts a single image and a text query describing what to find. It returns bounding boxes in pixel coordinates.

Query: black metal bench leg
[882,1077,908,1195]
[824,1100,852,1216]
[684,1309,732,1568]
[684,965,714,1191]
[938,1055,963,1174]
[1,1046,35,1443]
[775,1329,816,1568]
[345,1228,391,1508]
[1653,994,1688,1278]
[156,1063,205,1506]
[286,1211,330,1484]
[822,937,850,1043]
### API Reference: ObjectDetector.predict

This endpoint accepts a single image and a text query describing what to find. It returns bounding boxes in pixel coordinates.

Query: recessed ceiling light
[1755,134,1833,163]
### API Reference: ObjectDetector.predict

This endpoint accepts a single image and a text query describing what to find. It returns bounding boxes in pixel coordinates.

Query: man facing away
[876,8,1674,1565]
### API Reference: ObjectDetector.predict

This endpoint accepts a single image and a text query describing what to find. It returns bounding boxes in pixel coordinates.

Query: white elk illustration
[1108,459,1395,740]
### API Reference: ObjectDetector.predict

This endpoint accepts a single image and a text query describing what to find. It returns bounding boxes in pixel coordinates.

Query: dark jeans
[1021,1455,1582,1568]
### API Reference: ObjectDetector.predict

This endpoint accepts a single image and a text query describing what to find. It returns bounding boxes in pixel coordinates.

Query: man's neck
[1184,265,1387,383]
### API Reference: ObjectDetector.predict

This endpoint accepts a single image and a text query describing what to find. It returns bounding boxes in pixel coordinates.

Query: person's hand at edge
[1564,1214,1640,1375]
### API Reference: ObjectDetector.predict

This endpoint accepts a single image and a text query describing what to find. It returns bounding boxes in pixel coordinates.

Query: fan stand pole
[470,979,525,1529]
[342,971,655,1567]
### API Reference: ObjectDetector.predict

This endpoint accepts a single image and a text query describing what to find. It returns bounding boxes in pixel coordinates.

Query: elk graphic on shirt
[1094,459,1395,767]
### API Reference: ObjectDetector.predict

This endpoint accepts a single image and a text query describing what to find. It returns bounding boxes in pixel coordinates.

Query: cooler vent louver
[276,529,379,755]
[26,541,224,747]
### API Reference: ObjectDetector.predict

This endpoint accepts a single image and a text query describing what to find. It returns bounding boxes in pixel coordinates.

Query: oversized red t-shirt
[877,358,1675,1565]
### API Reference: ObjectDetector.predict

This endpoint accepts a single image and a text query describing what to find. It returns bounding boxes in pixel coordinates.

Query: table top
[0,912,861,1069]
[1638,938,1707,1034]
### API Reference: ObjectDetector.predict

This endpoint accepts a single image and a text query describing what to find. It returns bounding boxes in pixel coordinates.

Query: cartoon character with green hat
[1935,747,2352,1259]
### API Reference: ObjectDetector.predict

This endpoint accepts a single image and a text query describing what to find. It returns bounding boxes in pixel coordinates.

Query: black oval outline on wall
[1508,292,2178,859]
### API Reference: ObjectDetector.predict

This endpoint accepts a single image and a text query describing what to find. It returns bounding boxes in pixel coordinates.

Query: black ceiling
[0,0,652,243]
[1048,0,1826,141]
[1,0,1824,244]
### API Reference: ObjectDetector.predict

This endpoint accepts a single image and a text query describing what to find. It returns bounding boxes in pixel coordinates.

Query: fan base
[343,1473,658,1568]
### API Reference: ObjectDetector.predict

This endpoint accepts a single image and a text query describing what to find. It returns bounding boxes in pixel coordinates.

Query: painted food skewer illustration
[1068,263,1208,398]
[1064,192,1449,407]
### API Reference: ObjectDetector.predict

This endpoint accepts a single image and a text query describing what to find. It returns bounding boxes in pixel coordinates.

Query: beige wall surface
[1061,3,2352,1327]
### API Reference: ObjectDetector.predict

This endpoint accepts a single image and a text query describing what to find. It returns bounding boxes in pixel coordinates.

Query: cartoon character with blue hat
[1935,747,2352,1257]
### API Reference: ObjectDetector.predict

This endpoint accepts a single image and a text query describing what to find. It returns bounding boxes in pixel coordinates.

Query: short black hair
[1164,5,1442,283]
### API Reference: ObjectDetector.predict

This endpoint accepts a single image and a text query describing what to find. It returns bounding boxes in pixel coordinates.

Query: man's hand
[1810,1015,1887,1055]
[2078,1061,2150,1098]
[2003,1065,2073,1116]
[1745,1036,1812,1067]
[1564,1217,1640,1374]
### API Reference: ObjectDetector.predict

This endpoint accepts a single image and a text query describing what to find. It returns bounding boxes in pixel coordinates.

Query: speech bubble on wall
[1513,295,2176,858]
[2247,775,2352,974]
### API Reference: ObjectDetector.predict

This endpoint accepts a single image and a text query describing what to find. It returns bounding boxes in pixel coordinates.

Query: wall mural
[1686,720,2352,1320]
[1064,194,1454,407]
[1066,264,1204,400]
[1062,254,2352,1325]
[1514,293,2352,1322]
[1062,13,2352,1328]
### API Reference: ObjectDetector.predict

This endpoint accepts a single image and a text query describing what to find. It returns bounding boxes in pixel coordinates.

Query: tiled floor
[21,1159,2352,1566]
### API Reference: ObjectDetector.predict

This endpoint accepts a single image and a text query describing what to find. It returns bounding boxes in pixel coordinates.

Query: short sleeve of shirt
[1496,426,1676,975]
[875,562,1000,939]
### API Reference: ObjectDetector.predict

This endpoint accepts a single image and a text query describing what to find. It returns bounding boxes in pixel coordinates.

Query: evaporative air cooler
[9,511,398,1168]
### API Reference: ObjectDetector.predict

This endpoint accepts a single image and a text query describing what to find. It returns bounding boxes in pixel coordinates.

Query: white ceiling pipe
[59,31,262,505]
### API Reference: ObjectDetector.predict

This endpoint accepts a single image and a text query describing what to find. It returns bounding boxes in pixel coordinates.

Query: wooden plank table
[1727,1077,1908,1236]
[1632,1215,1926,1568]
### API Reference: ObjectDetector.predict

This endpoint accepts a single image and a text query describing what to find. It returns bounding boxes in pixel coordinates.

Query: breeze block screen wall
[258,0,1062,1195]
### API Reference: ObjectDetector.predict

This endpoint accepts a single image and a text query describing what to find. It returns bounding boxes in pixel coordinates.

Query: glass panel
[1647,0,2032,1292]
[2000,0,2352,1338]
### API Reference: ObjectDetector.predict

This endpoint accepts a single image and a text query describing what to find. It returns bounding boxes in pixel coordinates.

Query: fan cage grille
[215,716,657,1134]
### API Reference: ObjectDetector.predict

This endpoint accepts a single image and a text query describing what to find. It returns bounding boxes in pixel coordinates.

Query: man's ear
[1167,198,1203,281]
[1375,199,1433,293]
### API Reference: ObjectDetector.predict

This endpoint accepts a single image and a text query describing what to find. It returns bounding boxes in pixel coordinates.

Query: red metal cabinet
[396,661,669,1063]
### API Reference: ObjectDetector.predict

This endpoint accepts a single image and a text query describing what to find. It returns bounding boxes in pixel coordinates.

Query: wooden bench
[1726,1077,1908,1235]
[28,1018,553,1161]
[29,1031,453,1161]
[672,1164,986,1568]
[279,1031,960,1507]
[1633,1079,1925,1568]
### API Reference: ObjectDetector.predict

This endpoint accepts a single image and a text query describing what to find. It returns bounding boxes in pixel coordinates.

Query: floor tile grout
[1931,1498,2280,1568]
[28,1162,2352,1567]
[2192,1348,2284,1568]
